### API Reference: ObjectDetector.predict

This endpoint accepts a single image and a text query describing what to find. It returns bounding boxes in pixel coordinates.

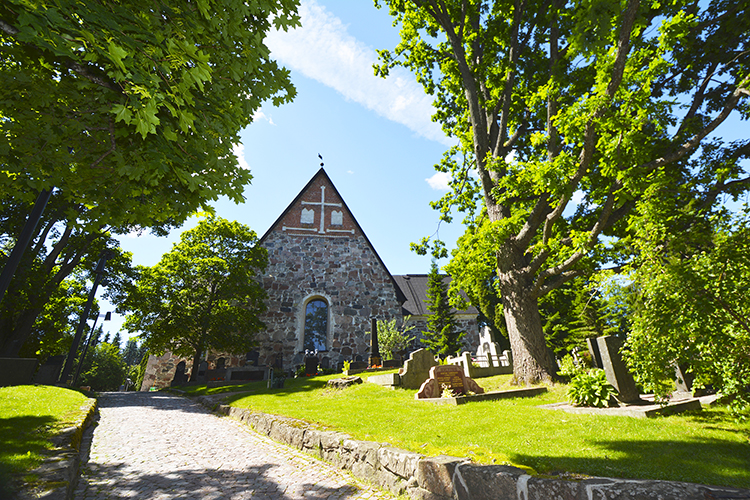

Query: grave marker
[416,364,485,399]
[596,335,641,404]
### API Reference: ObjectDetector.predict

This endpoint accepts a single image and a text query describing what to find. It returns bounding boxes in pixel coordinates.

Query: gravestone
[369,317,382,367]
[349,360,368,370]
[416,364,485,399]
[383,359,401,368]
[171,361,187,385]
[245,350,260,367]
[305,355,319,375]
[596,335,641,404]
[673,364,704,398]
[587,337,603,369]
[398,349,439,389]
[319,357,330,370]
[197,360,208,382]
[34,355,65,385]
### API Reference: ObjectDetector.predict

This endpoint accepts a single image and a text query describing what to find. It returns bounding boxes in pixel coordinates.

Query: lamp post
[72,311,112,386]
[59,250,114,385]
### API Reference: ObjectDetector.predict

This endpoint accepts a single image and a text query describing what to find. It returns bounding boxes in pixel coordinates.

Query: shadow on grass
[0,415,56,497]
[509,436,750,490]
[77,460,367,499]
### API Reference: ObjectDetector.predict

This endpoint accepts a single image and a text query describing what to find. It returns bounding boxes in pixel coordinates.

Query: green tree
[122,216,268,382]
[376,0,750,383]
[373,316,415,360]
[625,206,750,416]
[78,342,127,391]
[121,337,147,367]
[0,0,299,228]
[423,261,464,358]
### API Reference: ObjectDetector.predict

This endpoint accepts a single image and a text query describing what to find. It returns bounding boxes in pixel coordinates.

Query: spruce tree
[423,261,463,359]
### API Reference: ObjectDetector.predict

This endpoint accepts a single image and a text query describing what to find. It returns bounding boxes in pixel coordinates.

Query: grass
[0,385,94,495]
[178,372,750,489]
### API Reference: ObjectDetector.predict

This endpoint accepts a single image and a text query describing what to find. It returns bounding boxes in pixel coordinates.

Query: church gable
[262,168,361,240]
[257,168,405,371]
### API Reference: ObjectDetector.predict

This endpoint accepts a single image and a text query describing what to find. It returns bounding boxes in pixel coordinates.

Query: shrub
[567,369,618,407]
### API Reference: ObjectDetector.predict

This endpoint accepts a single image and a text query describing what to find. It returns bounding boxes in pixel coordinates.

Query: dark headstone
[246,350,260,367]
[596,336,641,404]
[215,357,226,370]
[34,355,65,385]
[0,358,38,386]
[273,353,283,370]
[383,359,401,368]
[369,317,381,367]
[171,361,187,385]
[319,357,330,370]
[349,361,367,370]
[355,355,363,362]
[587,337,603,369]
[305,356,319,375]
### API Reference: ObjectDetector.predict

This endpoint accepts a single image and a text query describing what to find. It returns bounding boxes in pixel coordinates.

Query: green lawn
[180,372,750,489]
[0,385,94,495]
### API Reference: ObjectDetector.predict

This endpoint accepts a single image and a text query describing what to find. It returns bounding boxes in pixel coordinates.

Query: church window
[304,299,328,351]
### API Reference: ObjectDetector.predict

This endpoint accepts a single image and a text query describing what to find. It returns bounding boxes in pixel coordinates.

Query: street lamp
[59,250,114,385]
[72,311,112,386]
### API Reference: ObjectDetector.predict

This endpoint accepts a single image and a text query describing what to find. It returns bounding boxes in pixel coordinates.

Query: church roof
[259,167,407,304]
[393,274,479,317]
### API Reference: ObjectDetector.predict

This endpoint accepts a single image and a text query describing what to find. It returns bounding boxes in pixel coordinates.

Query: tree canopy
[122,216,268,381]
[376,0,750,383]
[0,0,299,228]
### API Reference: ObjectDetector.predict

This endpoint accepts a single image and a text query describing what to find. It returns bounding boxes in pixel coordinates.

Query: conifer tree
[423,261,463,359]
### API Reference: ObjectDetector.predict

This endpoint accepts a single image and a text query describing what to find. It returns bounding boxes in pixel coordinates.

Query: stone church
[141,168,479,390]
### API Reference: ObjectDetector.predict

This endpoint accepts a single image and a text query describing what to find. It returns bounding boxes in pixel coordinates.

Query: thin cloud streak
[265,0,449,145]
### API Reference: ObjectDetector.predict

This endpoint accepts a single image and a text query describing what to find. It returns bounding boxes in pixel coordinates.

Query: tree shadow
[76,459,371,499]
[97,392,214,415]
[509,435,750,489]
[0,415,56,496]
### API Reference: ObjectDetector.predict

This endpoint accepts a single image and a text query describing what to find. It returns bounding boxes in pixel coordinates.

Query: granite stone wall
[258,231,403,372]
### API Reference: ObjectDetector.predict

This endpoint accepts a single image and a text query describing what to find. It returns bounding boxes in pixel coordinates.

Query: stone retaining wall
[15,397,98,500]
[206,400,750,500]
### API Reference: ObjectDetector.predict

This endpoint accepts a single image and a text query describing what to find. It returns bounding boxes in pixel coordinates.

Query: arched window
[304,299,328,351]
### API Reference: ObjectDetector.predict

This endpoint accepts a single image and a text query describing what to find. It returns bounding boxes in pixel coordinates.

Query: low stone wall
[205,401,750,500]
[15,397,98,500]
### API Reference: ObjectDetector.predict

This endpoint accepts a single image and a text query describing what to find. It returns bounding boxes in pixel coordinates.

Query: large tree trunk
[497,246,557,384]
[189,335,205,382]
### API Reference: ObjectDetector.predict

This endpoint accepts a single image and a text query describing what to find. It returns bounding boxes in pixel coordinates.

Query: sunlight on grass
[0,385,93,492]
[186,373,750,489]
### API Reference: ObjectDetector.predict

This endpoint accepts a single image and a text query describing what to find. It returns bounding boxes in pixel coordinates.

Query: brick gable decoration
[139,168,480,390]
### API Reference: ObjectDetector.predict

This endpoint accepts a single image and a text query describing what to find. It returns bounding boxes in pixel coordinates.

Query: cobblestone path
[74,392,395,500]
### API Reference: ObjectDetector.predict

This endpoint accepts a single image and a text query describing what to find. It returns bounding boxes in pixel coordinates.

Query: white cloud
[233,143,250,170]
[266,0,449,145]
[426,171,451,190]
[253,110,275,125]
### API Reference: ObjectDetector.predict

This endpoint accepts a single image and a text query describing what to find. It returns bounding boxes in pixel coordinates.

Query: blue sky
[102,1,463,339]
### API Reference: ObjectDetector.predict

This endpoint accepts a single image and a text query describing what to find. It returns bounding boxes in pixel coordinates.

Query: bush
[567,369,618,407]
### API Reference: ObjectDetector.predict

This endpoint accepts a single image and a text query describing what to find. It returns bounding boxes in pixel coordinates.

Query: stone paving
[74,392,395,500]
